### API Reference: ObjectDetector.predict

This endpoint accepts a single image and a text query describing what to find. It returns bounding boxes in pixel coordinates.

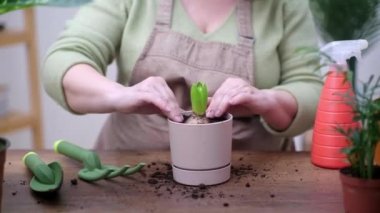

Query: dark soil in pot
[340,166,380,179]
[183,112,227,124]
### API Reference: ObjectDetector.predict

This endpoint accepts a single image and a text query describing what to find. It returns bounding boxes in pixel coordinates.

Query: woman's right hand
[113,76,183,122]
[63,64,183,122]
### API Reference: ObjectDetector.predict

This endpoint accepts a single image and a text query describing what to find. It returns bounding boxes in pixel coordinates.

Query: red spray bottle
[311,40,368,169]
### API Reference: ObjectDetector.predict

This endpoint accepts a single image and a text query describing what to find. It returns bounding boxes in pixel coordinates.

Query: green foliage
[191,82,208,116]
[337,75,380,179]
[0,0,92,14]
[310,0,380,45]
[309,0,380,86]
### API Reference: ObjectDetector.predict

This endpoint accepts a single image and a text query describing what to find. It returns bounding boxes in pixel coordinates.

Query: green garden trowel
[23,152,63,193]
[54,140,145,182]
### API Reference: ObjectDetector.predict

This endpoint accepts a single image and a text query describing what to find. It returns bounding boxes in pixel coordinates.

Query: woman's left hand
[206,78,271,118]
[206,77,297,131]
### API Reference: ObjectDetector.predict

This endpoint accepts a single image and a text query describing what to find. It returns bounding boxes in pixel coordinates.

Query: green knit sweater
[42,0,323,136]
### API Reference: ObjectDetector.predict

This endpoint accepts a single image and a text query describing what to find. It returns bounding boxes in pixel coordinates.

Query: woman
[43,0,323,150]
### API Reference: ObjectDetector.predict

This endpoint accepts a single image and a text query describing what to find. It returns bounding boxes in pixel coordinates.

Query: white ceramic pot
[168,112,233,186]
[0,85,8,117]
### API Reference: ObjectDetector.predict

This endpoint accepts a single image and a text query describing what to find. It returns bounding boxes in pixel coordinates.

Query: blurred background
[0,1,379,150]
[0,7,116,149]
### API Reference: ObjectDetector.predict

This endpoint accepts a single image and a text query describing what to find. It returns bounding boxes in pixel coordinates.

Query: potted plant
[336,75,380,213]
[168,82,233,186]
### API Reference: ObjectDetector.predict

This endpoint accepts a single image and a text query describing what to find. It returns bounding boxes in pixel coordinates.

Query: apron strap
[156,0,173,30]
[236,0,255,51]
[156,0,255,47]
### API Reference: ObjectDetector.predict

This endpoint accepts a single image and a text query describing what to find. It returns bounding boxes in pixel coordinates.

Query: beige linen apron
[96,0,285,151]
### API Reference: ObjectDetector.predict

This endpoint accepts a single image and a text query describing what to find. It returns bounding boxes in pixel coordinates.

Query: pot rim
[339,166,380,187]
[168,111,233,126]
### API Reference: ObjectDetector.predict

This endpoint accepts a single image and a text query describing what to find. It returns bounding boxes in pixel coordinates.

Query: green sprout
[191,82,208,116]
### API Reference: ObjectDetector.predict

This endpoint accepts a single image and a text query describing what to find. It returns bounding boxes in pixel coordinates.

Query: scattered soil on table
[145,162,213,199]
[270,194,275,198]
[143,159,276,202]
[11,191,17,196]
[70,178,78,186]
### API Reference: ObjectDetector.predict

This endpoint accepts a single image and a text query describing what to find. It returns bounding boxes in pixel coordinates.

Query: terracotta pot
[0,138,10,208]
[340,167,380,213]
[168,112,232,186]
[375,142,380,166]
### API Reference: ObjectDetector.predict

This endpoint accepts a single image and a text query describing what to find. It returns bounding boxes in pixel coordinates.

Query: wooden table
[2,150,343,212]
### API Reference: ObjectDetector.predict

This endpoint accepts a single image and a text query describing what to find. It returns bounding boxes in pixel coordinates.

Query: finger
[150,80,183,122]
[209,84,243,117]
[206,95,221,118]
[214,94,232,117]
[160,83,183,113]
[229,93,251,106]
[206,78,244,117]
[138,92,168,111]
[206,85,228,117]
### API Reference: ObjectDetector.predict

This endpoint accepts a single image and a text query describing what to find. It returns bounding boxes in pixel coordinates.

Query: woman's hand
[63,64,183,122]
[206,78,297,131]
[113,76,183,122]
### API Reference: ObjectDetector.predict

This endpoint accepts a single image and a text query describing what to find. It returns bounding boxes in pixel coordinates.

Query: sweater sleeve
[42,0,129,111]
[260,0,323,136]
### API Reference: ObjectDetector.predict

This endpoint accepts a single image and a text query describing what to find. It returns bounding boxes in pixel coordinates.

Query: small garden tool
[23,152,63,193]
[54,140,145,182]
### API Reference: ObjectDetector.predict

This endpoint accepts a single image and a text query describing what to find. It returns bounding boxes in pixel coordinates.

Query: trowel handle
[22,152,55,184]
[23,152,45,170]
[54,140,89,162]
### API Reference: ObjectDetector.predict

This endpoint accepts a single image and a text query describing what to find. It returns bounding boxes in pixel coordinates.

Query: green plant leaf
[335,73,380,179]
[310,0,380,47]
[190,82,208,116]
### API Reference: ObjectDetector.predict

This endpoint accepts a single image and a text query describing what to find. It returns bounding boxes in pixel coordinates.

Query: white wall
[0,7,116,149]
[0,7,379,150]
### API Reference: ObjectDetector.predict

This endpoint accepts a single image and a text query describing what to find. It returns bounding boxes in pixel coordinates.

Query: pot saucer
[172,163,230,186]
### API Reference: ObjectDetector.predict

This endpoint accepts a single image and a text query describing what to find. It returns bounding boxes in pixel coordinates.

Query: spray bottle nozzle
[320,39,368,70]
